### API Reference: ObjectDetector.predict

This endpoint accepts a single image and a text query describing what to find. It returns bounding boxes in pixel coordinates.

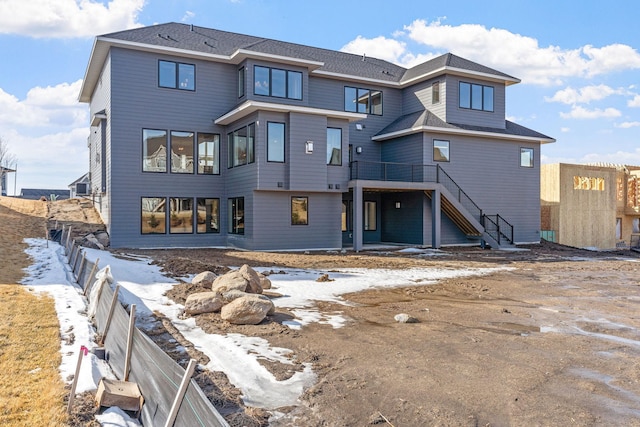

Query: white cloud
[616,121,640,129]
[0,80,87,129]
[560,127,571,133]
[629,95,640,108]
[559,106,621,119]
[542,148,640,166]
[546,85,626,105]
[0,0,145,38]
[346,18,640,86]
[341,35,408,64]
[0,81,89,191]
[181,10,195,22]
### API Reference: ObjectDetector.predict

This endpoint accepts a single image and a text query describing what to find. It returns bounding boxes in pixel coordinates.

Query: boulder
[184,292,224,315]
[192,271,217,287]
[212,270,250,293]
[220,294,275,325]
[394,313,419,324]
[212,264,264,294]
[221,289,247,303]
[257,272,272,290]
[239,264,263,294]
[94,231,110,248]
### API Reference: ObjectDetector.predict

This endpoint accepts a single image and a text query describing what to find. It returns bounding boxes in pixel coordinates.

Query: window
[433,140,450,162]
[432,81,440,104]
[327,128,342,165]
[170,131,194,173]
[254,66,302,100]
[159,60,194,91]
[344,86,383,115]
[238,67,245,98]
[616,218,622,239]
[573,176,605,191]
[228,197,245,234]
[364,201,376,231]
[196,198,219,233]
[291,196,308,225]
[228,123,255,168]
[520,148,534,168]
[197,133,220,174]
[141,197,166,234]
[633,218,640,234]
[170,197,193,234]
[459,82,493,112]
[267,122,285,162]
[143,129,167,172]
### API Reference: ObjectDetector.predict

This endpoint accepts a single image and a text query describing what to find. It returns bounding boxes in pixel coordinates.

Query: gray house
[79,23,554,251]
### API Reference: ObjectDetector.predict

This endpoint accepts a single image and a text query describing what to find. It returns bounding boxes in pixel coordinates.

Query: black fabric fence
[57,225,229,427]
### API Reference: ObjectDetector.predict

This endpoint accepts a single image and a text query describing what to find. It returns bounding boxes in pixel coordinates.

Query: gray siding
[251,191,342,250]
[424,132,541,243]
[402,77,447,120]
[444,75,506,129]
[107,48,235,248]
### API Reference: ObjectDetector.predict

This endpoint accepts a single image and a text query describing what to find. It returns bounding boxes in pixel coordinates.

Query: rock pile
[184,264,274,325]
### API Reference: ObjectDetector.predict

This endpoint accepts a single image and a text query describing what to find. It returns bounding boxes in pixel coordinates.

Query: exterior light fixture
[305,140,314,154]
[356,146,363,154]
[395,201,401,209]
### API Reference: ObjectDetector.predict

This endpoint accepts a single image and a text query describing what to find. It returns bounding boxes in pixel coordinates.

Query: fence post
[76,252,87,282]
[124,304,136,381]
[100,284,120,346]
[83,258,100,296]
[164,359,198,427]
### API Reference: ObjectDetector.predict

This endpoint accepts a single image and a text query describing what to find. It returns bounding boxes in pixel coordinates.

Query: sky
[0,0,639,194]
[22,237,506,424]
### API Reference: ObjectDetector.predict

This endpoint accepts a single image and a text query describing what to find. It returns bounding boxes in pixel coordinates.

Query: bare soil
[3,197,640,426]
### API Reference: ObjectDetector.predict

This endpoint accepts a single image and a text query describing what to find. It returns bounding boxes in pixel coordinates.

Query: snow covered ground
[21,238,510,425]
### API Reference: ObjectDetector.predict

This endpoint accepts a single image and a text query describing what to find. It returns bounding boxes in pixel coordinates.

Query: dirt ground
[3,197,640,426]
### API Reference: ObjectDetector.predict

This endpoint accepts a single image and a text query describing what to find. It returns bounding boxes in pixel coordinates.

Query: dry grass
[0,198,68,425]
[0,285,68,426]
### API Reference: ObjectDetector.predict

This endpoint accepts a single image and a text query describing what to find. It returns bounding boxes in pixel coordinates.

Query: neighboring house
[78,22,554,251]
[69,172,91,198]
[541,163,640,250]
[0,166,16,196]
[20,189,70,201]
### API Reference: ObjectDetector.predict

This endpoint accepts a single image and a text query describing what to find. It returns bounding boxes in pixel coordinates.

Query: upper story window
[344,87,382,115]
[459,82,493,112]
[228,123,255,168]
[327,127,342,165]
[170,131,194,174]
[254,66,302,100]
[433,139,450,162]
[520,148,534,168]
[267,122,285,163]
[432,82,440,104]
[159,60,195,91]
[238,67,245,98]
[143,129,167,172]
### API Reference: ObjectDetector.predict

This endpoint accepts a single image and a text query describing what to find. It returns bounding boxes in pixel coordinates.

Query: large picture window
[327,128,342,165]
[291,196,308,225]
[267,122,285,162]
[254,66,302,100]
[170,131,194,173]
[344,86,383,115]
[228,197,244,234]
[459,82,493,112]
[197,133,220,174]
[169,197,193,234]
[143,129,167,172]
[159,60,195,91]
[141,197,166,234]
[364,201,376,231]
[196,198,219,233]
[228,124,255,168]
[433,140,450,162]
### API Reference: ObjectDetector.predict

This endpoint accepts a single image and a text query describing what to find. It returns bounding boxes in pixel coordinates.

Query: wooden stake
[124,304,136,381]
[67,345,88,413]
[100,284,120,346]
[164,359,197,427]
[76,252,87,281]
[83,258,100,296]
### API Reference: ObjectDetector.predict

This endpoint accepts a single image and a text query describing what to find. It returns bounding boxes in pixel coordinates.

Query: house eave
[214,100,367,125]
[79,37,325,103]
[372,126,555,144]
[401,66,521,87]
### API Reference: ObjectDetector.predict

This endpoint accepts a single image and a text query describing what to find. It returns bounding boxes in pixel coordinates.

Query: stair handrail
[436,165,482,222]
